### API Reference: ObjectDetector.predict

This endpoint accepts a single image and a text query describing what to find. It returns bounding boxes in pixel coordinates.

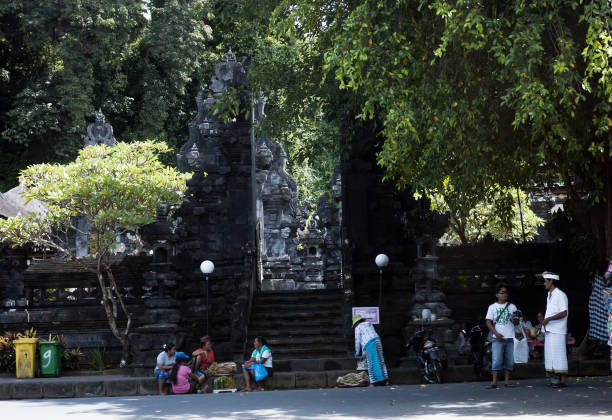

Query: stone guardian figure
[84,109,116,147]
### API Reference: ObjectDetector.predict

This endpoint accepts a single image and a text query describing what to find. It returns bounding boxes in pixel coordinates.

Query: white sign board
[352,306,380,325]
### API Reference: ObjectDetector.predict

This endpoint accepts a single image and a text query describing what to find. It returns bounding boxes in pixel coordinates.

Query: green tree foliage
[318,0,612,261]
[0,141,191,364]
[428,180,543,245]
[205,0,345,203]
[0,0,211,190]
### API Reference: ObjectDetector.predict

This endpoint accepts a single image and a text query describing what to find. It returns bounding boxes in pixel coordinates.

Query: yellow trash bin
[14,338,38,378]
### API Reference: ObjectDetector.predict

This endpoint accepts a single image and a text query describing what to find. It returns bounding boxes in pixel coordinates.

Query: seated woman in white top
[241,336,273,392]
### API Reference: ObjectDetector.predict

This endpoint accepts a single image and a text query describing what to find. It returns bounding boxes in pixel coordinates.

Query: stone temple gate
[0,51,475,368]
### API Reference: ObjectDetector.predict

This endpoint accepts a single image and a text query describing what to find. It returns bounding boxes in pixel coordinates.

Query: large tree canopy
[2,0,611,264]
[0,0,211,190]
[243,0,610,263]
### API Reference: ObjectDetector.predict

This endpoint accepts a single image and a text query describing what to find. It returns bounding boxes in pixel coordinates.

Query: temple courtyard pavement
[1,376,611,419]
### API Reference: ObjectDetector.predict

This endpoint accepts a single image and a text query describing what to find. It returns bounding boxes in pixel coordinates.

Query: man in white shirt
[539,271,569,387]
[485,283,518,388]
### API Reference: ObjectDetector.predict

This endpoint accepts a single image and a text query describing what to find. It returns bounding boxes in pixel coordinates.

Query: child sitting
[170,352,199,394]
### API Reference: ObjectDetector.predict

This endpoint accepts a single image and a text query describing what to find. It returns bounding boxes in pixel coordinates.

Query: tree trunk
[105,265,132,365]
[95,256,131,367]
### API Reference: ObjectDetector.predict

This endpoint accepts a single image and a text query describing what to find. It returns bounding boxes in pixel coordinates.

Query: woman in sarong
[353,314,389,385]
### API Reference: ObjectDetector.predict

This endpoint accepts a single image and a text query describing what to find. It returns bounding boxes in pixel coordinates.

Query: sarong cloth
[363,337,389,384]
[544,332,568,373]
[588,275,609,342]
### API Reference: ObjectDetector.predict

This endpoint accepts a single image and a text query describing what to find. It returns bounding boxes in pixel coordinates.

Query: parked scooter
[469,319,492,379]
[406,327,445,384]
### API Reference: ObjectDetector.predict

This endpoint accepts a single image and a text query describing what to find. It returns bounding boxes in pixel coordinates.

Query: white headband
[542,272,560,281]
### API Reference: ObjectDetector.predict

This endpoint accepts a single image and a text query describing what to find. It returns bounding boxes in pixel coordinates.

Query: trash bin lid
[14,338,38,344]
[39,341,63,346]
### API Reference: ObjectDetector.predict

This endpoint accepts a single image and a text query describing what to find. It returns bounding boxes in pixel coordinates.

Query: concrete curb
[0,360,608,400]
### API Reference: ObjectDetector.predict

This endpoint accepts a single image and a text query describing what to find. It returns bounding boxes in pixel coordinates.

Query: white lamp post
[200,260,215,336]
[375,254,389,309]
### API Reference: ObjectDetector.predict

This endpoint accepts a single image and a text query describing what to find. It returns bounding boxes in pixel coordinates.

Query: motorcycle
[406,327,445,384]
[469,319,492,380]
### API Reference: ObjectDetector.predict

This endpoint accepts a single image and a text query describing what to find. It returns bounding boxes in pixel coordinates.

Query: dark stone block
[326,370,353,387]
[43,382,74,398]
[577,360,608,376]
[267,373,295,390]
[0,383,11,400]
[568,360,579,376]
[511,362,545,379]
[132,367,152,377]
[295,373,326,389]
[74,381,105,398]
[105,379,139,396]
[12,382,43,399]
[138,378,159,395]
[443,366,477,382]
[389,368,420,385]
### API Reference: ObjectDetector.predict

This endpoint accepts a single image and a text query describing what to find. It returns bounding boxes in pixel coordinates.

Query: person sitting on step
[170,352,199,394]
[192,335,215,393]
[240,336,273,392]
[154,343,176,395]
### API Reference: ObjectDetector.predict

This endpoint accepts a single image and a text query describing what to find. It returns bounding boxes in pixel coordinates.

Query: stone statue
[84,110,116,147]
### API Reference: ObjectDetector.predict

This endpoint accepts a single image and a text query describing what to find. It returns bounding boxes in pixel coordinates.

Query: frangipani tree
[0,141,191,365]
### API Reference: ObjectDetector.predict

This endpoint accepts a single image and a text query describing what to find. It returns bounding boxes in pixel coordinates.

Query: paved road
[2,377,611,419]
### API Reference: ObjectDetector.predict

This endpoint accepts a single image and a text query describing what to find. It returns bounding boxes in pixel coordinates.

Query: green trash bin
[39,341,63,377]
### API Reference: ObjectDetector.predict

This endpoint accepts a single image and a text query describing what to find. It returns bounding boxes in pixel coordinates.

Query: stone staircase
[247,288,354,372]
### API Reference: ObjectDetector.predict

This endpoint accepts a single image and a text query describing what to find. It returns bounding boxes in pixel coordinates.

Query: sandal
[486,384,498,389]
[239,388,251,392]
[504,383,515,388]
[254,387,265,392]
[552,383,568,388]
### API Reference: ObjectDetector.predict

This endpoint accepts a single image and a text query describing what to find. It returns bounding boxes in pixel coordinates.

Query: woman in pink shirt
[170,352,199,394]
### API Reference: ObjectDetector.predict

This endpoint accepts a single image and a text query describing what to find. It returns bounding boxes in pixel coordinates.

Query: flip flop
[504,383,515,388]
[552,383,568,388]
[239,388,251,393]
[486,384,498,389]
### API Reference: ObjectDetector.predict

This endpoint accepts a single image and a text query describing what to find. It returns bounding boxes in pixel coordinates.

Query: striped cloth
[363,337,389,384]
[588,275,609,342]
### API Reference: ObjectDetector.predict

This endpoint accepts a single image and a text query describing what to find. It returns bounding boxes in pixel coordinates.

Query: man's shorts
[491,338,514,371]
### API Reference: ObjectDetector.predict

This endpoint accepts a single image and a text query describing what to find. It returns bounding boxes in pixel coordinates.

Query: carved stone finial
[225,48,236,62]
[84,109,116,147]
[186,143,201,168]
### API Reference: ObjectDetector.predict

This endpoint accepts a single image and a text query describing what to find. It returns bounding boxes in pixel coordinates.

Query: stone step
[265,336,346,346]
[253,292,344,304]
[252,302,344,312]
[1,359,608,399]
[249,319,344,329]
[250,309,345,321]
[273,357,355,372]
[247,326,345,337]
[272,345,347,357]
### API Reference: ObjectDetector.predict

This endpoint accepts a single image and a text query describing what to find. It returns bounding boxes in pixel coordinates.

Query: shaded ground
[1,376,611,419]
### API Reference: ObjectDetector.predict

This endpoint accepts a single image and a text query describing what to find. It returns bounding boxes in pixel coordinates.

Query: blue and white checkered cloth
[588,275,609,342]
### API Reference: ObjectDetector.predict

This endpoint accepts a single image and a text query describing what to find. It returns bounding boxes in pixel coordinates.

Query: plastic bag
[253,363,268,382]
[514,327,529,364]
